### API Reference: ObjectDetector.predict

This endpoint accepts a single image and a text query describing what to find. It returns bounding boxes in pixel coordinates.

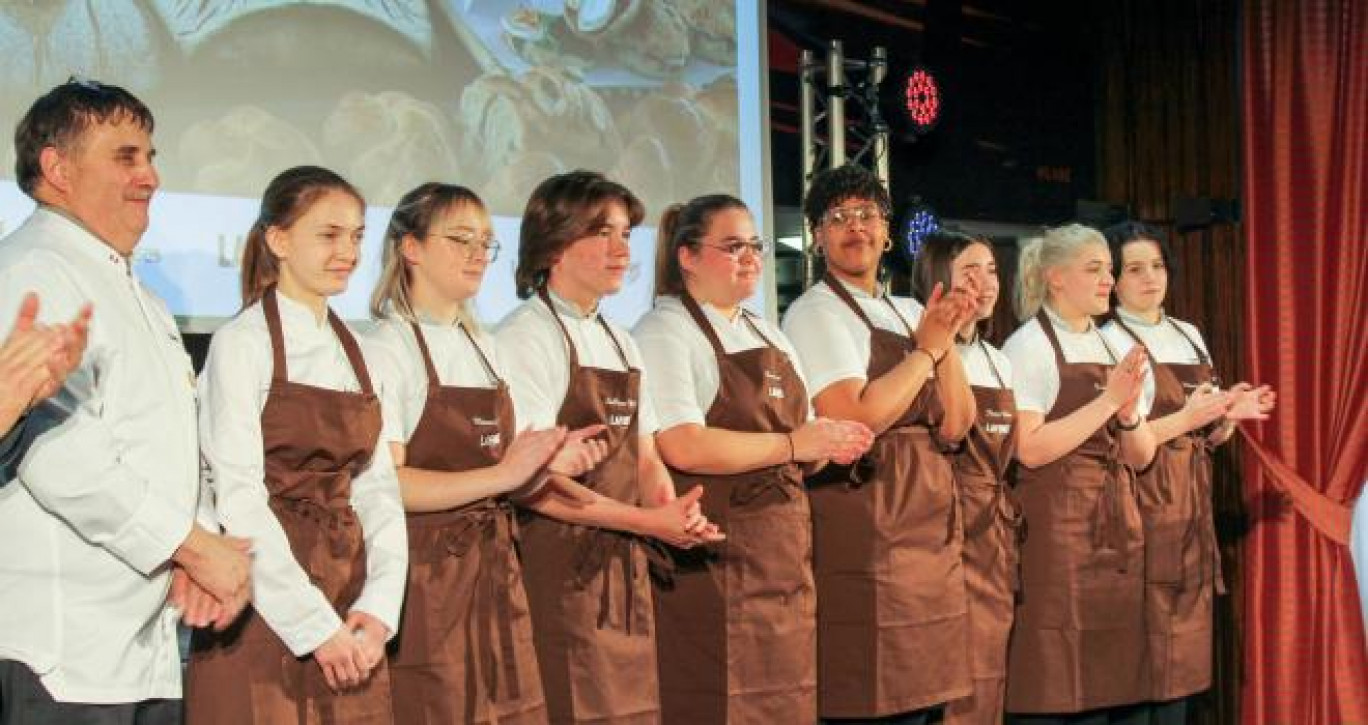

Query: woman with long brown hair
[187,166,406,723]
[494,170,724,724]
[912,230,1020,725]
[633,194,872,724]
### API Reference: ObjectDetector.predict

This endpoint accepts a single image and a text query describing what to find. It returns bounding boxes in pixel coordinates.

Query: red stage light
[904,67,941,132]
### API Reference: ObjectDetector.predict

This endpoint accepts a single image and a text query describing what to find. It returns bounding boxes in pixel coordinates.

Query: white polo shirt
[780,276,926,399]
[1002,305,1152,416]
[1101,308,1213,407]
[957,335,1015,391]
[633,296,811,431]
[198,293,407,656]
[0,208,199,703]
[362,315,518,445]
[493,290,659,435]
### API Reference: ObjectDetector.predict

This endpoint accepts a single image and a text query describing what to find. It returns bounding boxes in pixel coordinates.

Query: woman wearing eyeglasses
[362,183,611,724]
[632,194,873,724]
[781,165,980,724]
[1098,222,1274,724]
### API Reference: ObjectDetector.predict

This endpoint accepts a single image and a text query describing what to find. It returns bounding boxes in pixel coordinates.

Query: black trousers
[0,661,181,725]
[1009,699,1190,725]
[824,704,943,724]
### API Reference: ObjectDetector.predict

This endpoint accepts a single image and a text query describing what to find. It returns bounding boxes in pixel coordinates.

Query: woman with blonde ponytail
[1000,223,1157,723]
[188,166,407,723]
[633,194,872,724]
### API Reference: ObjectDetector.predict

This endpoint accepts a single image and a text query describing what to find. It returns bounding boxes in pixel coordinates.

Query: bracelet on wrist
[785,432,796,463]
[909,347,943,367]
[1116,415,1142,432]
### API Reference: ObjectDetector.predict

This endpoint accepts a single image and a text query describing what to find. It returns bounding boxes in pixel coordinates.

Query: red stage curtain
[1241,0,1368,722]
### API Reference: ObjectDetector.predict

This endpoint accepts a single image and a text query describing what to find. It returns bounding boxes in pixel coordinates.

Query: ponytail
[1014,236,1046,321]
[651,193,748,299]
[653,203,688,297]
[1013,223,1109,321]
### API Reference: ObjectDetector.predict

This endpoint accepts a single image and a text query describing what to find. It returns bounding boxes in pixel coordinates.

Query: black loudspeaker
[1174,197,1242,231]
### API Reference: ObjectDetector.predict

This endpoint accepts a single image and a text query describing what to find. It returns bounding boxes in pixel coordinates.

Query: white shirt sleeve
[0,262,190,575]
[198,321,342,657]
[620,332,660,436]
[634,320,709,431]
[1002,324,1060,414]
[361,328,418,446]
[495,311,568,431]
[781,297,870,397]
[345,426,407,638]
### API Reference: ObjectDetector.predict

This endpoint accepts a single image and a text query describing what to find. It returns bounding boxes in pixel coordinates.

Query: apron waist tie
[571,528,663,637]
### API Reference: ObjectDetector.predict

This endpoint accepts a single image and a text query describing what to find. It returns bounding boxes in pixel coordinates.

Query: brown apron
[1113,317,1225,702]
[388,322,547,724]
[654,295,816,724]
[807,274,971,718]
[518,291,660,724]
[187,287,393,724]
[1005,310,1147,714]
[943,338,1021,725]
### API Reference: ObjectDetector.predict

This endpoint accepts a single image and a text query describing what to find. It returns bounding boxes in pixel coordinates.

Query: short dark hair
[1102,221,1174,276]
[515,170,645,299]
[912,229,998,337]
[802,164,891,233]
[14,78,154,198]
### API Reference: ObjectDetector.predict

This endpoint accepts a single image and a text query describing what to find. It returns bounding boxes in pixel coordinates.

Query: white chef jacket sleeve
[346,427,407,639]
[494,313,568,431]
[0,261,191,575]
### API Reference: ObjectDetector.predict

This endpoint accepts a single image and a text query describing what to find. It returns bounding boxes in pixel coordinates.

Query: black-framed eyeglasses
[822,204,886,228]
[697,237,770,260]
[429,230,500,262]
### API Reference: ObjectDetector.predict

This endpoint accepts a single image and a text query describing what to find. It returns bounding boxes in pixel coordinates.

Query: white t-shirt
[780,277,926,399]
[362,316,517,445]
[198,293,407,656]
[1002,306,1152,416]
[493,291,659,434]
[957,336,1015,391]
[632,296,812,431]
[1101,309,1213,409]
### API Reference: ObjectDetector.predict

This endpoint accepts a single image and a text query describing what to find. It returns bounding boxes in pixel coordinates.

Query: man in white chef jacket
[0,295,89,486]
[0,79,252,724]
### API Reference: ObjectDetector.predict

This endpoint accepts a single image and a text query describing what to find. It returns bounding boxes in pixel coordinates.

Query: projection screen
[0,1,770,330]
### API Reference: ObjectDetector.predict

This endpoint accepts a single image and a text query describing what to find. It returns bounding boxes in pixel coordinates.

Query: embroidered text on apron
[654,294,816,724]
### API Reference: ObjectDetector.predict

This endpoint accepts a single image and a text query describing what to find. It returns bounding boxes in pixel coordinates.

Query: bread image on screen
[0,0,162,90]
[323,90,461,207]
[179,106,322,199]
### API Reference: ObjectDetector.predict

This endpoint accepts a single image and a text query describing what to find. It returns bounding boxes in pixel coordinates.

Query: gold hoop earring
[811,244,825,258]
[883,237,893,252]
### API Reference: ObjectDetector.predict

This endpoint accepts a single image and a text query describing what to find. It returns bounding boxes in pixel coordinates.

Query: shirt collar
[1042,303,1096,334]
[546,288,599,320]
[1116,306,1166,328]
[275,289,331,330]
[36,206,131,275]
[828,274,887,301]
